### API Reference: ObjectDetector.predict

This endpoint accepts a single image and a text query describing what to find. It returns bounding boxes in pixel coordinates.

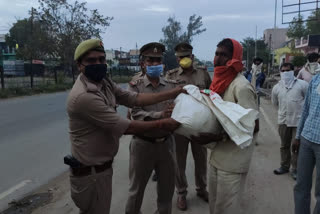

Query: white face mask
[280,70,294,87]
[308,62,320,75]
[252,63,263,74]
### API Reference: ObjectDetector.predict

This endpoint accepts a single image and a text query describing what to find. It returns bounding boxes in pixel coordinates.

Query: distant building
[295,34,320,55]
[264,28,289,50]
[128,49,140,71]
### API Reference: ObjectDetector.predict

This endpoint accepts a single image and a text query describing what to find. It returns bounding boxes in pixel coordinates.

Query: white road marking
[0,180,32,200]
[260,106,279,138]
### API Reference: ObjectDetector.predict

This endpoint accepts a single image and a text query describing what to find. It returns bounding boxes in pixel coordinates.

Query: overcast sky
[0,0,290,61]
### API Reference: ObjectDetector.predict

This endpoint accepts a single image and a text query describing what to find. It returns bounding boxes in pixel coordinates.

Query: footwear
[273,167,289,175]
[291,170,297,180]
[177,195,187,211]
[197,191,209,202]
[152,172,157,182]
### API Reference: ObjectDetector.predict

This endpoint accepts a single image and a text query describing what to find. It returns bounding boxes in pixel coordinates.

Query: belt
[136,135,169,143]
[71,160,113,177]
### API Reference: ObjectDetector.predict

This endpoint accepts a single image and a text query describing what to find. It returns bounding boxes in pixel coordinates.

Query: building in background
[295,34,320,55]
[264,28,289,50]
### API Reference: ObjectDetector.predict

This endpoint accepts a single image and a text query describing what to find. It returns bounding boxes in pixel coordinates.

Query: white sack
[171,85,221,138]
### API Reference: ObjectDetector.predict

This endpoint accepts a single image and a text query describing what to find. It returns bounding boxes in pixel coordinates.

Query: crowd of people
[64,37,320,214]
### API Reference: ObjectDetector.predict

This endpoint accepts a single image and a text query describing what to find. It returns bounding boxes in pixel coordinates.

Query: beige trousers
[175,134,207,196]
[70,167,113,214]
[125,135,176,214]
[208,164,247,214]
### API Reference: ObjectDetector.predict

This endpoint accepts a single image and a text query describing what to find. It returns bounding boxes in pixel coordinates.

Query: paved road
[0,83,129,211]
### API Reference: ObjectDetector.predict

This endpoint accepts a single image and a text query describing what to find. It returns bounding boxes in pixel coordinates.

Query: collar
[280,77,297,89]
[178,66,195,75]
[143,75,166,87]
[80,73,103,92]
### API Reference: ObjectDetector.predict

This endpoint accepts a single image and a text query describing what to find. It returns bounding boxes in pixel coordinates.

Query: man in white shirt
[272,62,309,180]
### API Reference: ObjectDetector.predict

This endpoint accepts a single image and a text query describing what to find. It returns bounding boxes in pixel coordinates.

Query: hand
[172,85,187,97]
[158,118,181,132]
[191,132,223,145]
[161,103,175,118]
[292,139,300,154]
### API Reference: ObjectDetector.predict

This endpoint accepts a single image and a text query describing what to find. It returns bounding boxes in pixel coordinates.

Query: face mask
[83,64,107,82]
[280,70,294,87]
[146,65,163,78]
[252,63,263,75]
[308,62,320,75]
[179,57,192,69]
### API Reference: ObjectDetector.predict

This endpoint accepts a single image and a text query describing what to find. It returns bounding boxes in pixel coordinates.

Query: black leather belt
[71,160,113,177]
[136,135,169,143]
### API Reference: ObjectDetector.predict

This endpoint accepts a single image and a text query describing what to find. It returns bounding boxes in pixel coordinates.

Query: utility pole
[246,41,250,71]
[255,25,257,57]
[30,7,34,89]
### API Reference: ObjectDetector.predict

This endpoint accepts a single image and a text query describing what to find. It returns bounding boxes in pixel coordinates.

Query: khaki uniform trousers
[175,134,207,196]
[70,167,113,214]
[278,124,297,170]
[125,135,176,214]
[208,164,247,214]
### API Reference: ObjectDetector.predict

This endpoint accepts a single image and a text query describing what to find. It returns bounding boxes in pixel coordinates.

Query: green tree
[5,18,53,60]
[306,10,320,35]
[160,15,206,70]
[35,0,113,72]
[241,37,270,70]
[287,15,308,39]
[291,55,306,67]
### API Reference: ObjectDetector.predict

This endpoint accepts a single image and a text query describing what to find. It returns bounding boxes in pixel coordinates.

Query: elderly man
[272,62,308,180]
[166,42,212,210]
[191,38,258,214]
[66,39,184,214]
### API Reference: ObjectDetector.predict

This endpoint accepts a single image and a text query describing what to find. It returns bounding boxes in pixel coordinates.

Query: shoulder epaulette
[163,78,178,84]
[166,68,179,75]
[129,77,144,86]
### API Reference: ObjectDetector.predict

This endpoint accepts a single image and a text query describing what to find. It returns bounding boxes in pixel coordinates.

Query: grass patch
[0,83,73,99]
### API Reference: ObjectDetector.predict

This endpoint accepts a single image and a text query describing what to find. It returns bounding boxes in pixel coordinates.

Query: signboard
[3,60,25,76]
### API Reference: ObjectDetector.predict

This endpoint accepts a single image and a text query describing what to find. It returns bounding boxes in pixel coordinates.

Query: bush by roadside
[0,76,131,99]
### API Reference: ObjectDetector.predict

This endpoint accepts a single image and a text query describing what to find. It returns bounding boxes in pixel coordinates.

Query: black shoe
[273,167,289,175]
[291,170,297,180]
[197,191,209,202]
[152,173,158,182]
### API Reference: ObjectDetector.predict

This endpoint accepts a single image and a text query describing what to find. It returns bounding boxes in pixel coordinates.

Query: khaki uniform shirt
[67,74,138,166]
[209,74,258,173]
[128,75,176,138]
[165,67,212,89]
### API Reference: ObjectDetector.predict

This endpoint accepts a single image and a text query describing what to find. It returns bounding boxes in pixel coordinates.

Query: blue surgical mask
[146,65,163,78]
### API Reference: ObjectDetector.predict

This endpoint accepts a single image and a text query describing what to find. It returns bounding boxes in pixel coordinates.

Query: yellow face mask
[179,57,192,69]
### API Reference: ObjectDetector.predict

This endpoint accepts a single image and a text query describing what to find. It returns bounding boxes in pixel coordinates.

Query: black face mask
[83,64,107,82]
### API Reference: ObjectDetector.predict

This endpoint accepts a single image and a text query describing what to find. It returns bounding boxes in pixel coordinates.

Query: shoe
[273,167,289,175]
[177,195,187,211]
[152,172,157,182]
[291,170,297,180]
[197,191,209,202]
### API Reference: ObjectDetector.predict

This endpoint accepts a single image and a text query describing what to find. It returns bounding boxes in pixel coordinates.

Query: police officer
[125,42,177,214]
[67,39,184,214]
[165,42,211,210]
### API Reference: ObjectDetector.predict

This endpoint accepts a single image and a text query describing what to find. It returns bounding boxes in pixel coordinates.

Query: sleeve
[301,81,309,98]
[296,81,312,139]
[112,81,138,108]
[235,84,258,111]
[271,85,279,106]
[127,84,163,121]
[76,93,130,138]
